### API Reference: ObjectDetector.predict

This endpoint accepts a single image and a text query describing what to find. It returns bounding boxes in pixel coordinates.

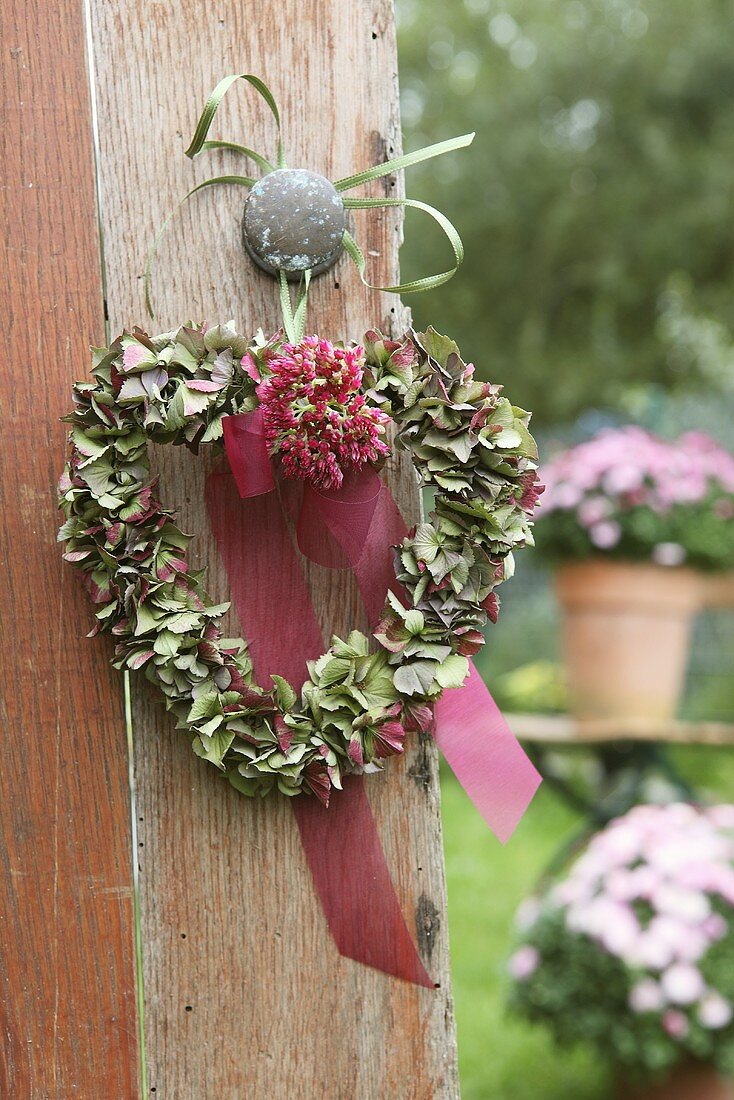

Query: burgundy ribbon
[207,416,433,987]
[205,411,540,986]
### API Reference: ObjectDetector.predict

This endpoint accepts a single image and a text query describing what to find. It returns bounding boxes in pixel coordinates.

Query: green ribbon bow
[146,73,474,341]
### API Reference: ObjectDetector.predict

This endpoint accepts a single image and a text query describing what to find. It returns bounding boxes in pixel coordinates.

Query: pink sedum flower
[257,335,390,491]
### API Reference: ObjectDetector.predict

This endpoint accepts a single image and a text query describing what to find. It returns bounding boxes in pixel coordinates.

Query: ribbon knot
[223,409,383,570]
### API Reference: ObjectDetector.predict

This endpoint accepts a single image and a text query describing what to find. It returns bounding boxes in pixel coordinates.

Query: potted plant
[538,427,734,723]
[508,803,734,1099]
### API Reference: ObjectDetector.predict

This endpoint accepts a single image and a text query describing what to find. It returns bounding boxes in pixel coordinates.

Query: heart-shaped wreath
[59,322,540,804]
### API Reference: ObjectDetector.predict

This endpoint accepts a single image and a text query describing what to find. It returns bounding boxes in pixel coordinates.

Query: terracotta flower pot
[618,1061,734,1100]
[555,559,701,725]
[701,571,734,609]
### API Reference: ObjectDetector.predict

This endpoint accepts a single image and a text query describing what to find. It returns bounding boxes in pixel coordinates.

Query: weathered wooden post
[1,3,139,1095]
[2,1,459,1096]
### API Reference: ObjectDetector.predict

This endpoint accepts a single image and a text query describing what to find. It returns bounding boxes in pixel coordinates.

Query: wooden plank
[87,1,459,1096]
[509,712,734,746]
[0,2,140,1096]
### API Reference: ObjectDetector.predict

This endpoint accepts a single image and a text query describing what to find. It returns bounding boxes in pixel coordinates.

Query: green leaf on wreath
[435,654,470,690]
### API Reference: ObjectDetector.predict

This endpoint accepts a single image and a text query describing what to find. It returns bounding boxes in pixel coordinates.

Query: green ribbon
[333,132,474,192]
[342,197,465,294]
[144,175,255,319]
[279,270,311,344]
[184,73,285,168]
[146,74,474,335]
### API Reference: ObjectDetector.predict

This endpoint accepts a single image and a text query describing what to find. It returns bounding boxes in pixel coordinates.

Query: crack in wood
[408,726,434,793]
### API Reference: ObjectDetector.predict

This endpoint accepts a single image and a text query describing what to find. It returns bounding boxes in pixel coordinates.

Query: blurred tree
[395,0,734,425]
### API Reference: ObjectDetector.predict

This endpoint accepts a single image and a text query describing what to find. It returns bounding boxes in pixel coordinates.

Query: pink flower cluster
[256,335,390,491]
[540,427,734,551]
[512,804,734,1035]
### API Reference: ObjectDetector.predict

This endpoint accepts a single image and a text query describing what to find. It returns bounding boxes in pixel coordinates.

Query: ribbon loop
[297,468,382,569]
[341,196,465,295]
[145,174,255,319]
[222,409,275,498]
[184,72,285,168]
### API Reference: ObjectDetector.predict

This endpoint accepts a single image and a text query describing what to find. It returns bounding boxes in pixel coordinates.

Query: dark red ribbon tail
[206,453,433,988]
[292,777,435,988]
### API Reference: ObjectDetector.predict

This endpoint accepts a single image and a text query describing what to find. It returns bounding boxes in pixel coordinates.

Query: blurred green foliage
[396,0,734,425]
[494,659,567,713]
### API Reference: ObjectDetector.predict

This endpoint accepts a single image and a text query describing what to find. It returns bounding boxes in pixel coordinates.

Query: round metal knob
[242,168,346,281]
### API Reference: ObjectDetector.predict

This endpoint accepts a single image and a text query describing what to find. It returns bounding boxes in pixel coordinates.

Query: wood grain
[87,0,459,1096]
[0,1,140,1096]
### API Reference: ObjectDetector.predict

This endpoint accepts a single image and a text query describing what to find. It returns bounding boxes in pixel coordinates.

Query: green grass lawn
[441,746,734,1099]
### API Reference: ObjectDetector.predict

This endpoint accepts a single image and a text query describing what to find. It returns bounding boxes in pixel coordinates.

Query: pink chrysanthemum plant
[253,333,391,491]
[508,803,734,1084]
[537,426,734,571]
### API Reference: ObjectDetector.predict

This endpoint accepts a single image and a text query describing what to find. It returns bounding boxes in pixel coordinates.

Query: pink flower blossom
[515,897,542,931]
[603,464,644,495]
[539,427,734,550]
[660,964,706,1005]
[523,804,734,1004]
[702,914,728,941]
[698,992,733,1029]
[577,495,613,528]
[662,1009,690,1039]
[629,978,665,1013]
[605,868,641,902]
[589,520,621,548]
[256,335,390,491]
[709,806,734,829]
[241,353,260,381]
[652,542,686,567]
[507,945,540,980]
[652,884,710,924]
[628,930,675,971]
